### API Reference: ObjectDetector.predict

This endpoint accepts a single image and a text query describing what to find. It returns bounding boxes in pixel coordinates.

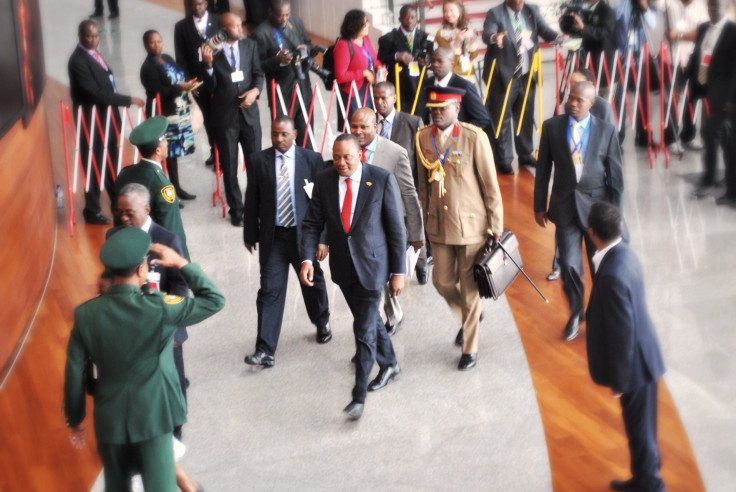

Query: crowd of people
[63,0,736,489]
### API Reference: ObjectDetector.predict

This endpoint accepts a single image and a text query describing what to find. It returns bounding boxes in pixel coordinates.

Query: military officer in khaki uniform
[64,227,224,491]
[116,116,191,260]
[416,86,503,370]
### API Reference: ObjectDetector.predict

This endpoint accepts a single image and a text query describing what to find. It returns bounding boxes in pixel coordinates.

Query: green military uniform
[63,228,224,491]
[116,116,190,260]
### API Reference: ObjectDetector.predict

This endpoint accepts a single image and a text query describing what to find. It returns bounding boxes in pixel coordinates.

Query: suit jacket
[368,137,424,243]
[68,45,131,124]
[140,54,186,117]
[377,27,432,109]
[534,114,623,228]
[174,12,219,81]
[64,264,224,444]
[385,111,424,185]
[207,38,264,128]
[420,74,491,129]
[244,146,327,264]
[416,122,504,244]
[482,3,558,85]
[586,243,665,393]
[686,20,736,112]
[116,160,189,260]
[301,164,406,291]
[252,17,313,108]
[592,95,615,126]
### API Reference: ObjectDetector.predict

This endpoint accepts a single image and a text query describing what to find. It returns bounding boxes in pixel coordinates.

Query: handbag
[473,229,523,300]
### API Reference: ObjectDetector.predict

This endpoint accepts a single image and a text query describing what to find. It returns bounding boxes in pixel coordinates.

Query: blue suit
[301,163,406,403]
[586,242,665,490]
[243,146,330,356]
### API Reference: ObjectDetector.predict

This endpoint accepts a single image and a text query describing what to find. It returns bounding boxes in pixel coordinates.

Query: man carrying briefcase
[415,86,504,371]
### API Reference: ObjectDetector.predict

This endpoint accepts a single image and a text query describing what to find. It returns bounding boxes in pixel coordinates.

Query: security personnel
[415,87,504,371]
[116,116,191,260]
[63,228,225,491]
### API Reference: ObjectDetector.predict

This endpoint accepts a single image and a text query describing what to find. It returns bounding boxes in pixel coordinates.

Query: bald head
[220,13,244,41]
[566,81,595,121]
[430,46,455,79]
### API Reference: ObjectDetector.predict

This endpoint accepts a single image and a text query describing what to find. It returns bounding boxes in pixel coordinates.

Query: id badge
[460,54,470,74]
[409,61,420,77]
[198,47,202,62]
[231,70,244,83]
[702,51,712,67]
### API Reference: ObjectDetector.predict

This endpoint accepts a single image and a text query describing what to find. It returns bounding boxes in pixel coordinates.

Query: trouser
[340,265,397,404]
[621,381,665,491]
[214,113,261,219]
[255,227,330,355]
[486,73,537,168]
[94,0,119,14]
[97,432,176,492]
[431,240,484,354]
[701,108,733,190]
[555,219,596,319]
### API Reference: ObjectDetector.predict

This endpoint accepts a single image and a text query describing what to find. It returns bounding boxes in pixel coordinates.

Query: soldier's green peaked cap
[129,115,168,146]
[100,228,151,270]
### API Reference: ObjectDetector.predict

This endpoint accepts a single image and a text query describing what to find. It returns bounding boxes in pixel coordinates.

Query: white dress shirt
[592,238,622,273]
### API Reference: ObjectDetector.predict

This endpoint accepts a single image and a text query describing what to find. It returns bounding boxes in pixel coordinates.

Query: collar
[141,157,163,170]
[193,11,208,25]
[141,215,152,233]
[568,113,592,129]
[592,238,622,273]
[106,283,144,295]
[344,162,363,184]
[378,109,396,125]
[506,5,523,19]
[710,16,728,29]
[400,26,416,37]
[276,144,296,161]
[79,44,101,58]
[437,71,453,87]
[364,136,379,153]
[438,122,458,141]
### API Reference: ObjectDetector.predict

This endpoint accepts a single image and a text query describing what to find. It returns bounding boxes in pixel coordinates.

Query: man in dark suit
[534,81,623,341]
[299,134,406,420]
[252,0,315,149]
[377,4,432,114]
[174,0,219,165]
[562,0,616,85]
[242,117,331,368]
[585,201,666,492]
[202,12,264,226]
[483,0,561,174]
[373,81,429,283]
[102,183,191,440]
[68,19,144,225]
[420,47,491,130]
[686,0,736,203]
[351,108,424,335]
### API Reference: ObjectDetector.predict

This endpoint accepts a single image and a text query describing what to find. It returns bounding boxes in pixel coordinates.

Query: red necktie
[341,177,353,233]
[92,50,108,71]
[360,147,367,163]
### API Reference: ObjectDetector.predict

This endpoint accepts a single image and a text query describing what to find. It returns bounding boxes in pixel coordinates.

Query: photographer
[560,0,616,88]
[252,0,315,149]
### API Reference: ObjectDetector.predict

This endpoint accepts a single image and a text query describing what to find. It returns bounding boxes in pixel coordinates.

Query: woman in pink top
[334,9,385,131]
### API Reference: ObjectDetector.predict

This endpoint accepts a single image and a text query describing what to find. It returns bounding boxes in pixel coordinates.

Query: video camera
[205,29,229,56]
[558,0,588,35]
[415,38,434,63]
[292,45,331,83]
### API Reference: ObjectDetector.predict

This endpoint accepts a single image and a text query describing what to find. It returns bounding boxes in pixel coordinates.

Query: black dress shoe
[84,212,111,225]
[178,189,197,200]
[497,163,514,175]
[715,194,736,206]
[205,154,215,166]
[343,401,364,420]
[610,478,637,490]
[458,353,477,370]
[415,267,428,285]
[108,12,119,19]
[316,323,332,344]
[563,316,580,341]
[385,318,403,336]
[231,216,243,227]
[368,364,401,391]
[244,351,275,367]
[455,328,463,346]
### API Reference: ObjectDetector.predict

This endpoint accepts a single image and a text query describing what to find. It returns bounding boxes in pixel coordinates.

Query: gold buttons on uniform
[443,205,448,210]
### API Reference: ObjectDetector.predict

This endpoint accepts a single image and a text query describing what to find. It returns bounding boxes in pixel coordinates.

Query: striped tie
[277,154,295,227]
[571,122,583,181]
[380,119,391,138]
[514,12,522,78]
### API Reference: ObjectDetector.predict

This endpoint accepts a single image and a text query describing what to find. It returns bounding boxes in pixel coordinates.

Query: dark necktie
[230,46,237,69]
[514,12,523,78]
[277,155,295,227]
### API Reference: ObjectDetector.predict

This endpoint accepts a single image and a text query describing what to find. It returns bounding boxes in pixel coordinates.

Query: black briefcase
[473,229,523,300]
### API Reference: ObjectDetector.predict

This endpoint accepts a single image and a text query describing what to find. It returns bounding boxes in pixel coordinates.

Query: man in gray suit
[534,81,623,341]
[350,108,425,336]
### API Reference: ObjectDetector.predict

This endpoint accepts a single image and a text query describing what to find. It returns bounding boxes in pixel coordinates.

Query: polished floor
[28,0,736,490]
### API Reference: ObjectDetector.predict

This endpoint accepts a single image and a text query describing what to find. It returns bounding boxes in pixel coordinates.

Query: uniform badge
[161,185,176,204]
[164,294,184,305]
[366,181,372,187]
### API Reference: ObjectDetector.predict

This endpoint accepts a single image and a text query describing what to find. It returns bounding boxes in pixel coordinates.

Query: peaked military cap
[129,115,168,146]
[425,86,466,107]
[100,227,151,270]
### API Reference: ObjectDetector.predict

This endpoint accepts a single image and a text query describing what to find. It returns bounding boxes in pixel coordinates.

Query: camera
[415,38,434,63]
[205,29,229,55]
[558,1,587,35]
[292,45,331,83]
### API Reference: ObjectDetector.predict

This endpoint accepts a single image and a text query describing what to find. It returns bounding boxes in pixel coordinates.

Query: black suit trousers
[94,0,118,15]
[621,381,664,491]
[555,218,596,318]
[701,109,734,191]
[255,227,329,355]
[487,73,536,167]
[215,112,261,217]
[340,265,397,404]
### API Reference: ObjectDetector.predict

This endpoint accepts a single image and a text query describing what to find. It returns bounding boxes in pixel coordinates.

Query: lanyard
[274,28,285,49]
[361,43,374,70]
[431,124,457,165]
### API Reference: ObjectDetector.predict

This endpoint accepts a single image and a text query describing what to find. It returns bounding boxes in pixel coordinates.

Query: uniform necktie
[514,12,523,78]
[341,177,353,233]
[380,119,392,138]
[277,154,295,227]
[571,122,583,182]
[229,45,237,69]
